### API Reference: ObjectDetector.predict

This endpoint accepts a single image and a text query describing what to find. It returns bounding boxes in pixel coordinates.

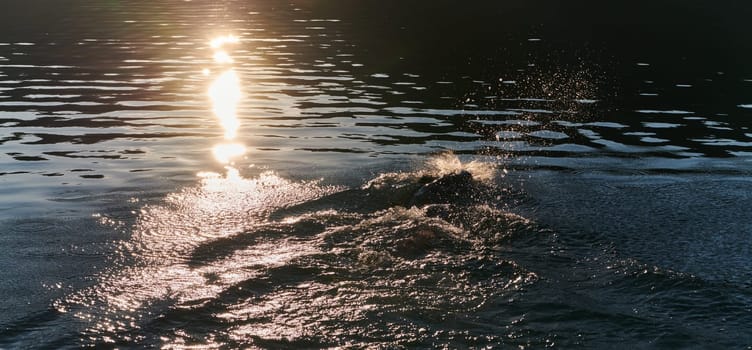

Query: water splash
[365,152,498,190]
[425,152,497,182]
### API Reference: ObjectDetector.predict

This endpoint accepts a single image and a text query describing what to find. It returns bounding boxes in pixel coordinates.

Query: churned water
[1,1,751,348]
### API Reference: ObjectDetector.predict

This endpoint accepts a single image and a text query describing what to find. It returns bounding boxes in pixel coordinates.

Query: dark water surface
[1,1,751,348]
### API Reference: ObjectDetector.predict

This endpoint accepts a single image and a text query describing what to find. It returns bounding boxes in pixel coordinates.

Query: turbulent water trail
[36,154,540,347]
[0,156,749,348]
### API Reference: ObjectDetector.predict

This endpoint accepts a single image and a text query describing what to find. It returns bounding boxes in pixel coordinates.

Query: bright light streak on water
[207,35,245,166]
[210,35,239,49]
[208,69,242,140]
[212,51,233,64]
[212,142,246,164]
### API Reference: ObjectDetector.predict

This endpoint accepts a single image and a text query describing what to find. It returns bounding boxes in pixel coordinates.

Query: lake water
[1,1,751,348]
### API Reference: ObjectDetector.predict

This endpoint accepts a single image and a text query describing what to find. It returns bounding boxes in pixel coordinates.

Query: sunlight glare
[207,34,246,166]
[208,69,241,140]
[213,50,234,64]
[210,34,239,49]
[212,143,247,164]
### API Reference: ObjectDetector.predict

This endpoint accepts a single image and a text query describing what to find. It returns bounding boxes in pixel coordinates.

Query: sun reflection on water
[209,34,239,49]
[209,69,241,140]
[59,34,344,343]
[207,34,245,165]
[212,50,234,64]
[212,143,246,164]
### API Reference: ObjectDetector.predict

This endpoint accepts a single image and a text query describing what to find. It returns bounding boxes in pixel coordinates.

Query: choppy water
[1,1,752,348]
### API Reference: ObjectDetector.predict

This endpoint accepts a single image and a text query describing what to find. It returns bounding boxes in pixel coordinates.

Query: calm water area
[1,1,751,348]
